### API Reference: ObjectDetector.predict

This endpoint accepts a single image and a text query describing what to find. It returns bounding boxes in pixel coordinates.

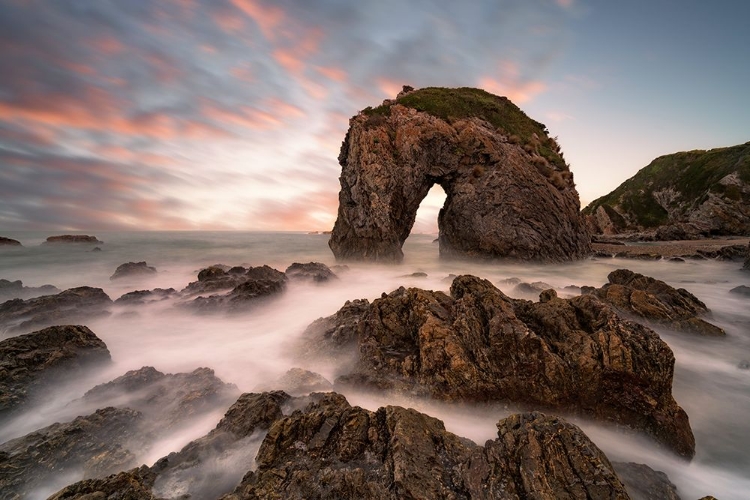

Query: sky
[0,0,748,233]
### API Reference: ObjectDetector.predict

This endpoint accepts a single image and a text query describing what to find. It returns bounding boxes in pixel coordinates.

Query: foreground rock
[329,86,591,262]
[50,392,630,500]
[43,235,103,245]
[0,236,21,246]
[225,394,628,499]
[114,288,176,306]
[182,264,286,296]
[0,407,142,498]
[0,325,111,419]
[110,261,157,280]
[585,269,725,336]
[0,286,112,334]
[307,275,695,458]
[284,262,337,282]
[613,462,681,500]
[0,278,59,301]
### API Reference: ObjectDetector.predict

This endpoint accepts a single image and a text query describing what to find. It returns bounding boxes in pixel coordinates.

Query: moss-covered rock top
[584,141,750,233]
[363,86,566,169]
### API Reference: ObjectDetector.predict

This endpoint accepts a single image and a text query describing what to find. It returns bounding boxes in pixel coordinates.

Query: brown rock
[43,235,103,245]
[47,466,159,500]
[109,261,157,280]
[285,262,338,282]
[313,275,695,457]
[0,286,112,334]
[613,462,681,500]
[0,325,111,419]
[0,236,22,246]
[114,288,176,305]
[591,269,725,336]
[0,279,59,301]
[253,368,333,396]
[329,87,591,262]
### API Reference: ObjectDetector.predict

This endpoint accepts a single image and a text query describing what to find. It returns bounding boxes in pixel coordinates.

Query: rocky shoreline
[1,257,736,499]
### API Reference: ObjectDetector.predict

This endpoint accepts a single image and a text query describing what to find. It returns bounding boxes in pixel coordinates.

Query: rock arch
[329,87,591,262]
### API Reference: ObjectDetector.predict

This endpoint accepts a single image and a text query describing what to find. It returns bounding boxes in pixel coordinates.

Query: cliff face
[329,87,591,262]
[584,142,750,239]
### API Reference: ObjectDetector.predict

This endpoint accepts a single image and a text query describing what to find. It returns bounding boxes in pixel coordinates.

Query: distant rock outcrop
[0,279,59,301]
[114,288,176,306]
[0,325,111,419]
[43,235,103,245]
[584,142,750,239]
[284,262,338,282]
[110,261,157,280]
[0,286,112,334]
[329,86,591,262]
[585,269,725,336]
[306,275,695,458]
[745,243,750,270]
[0,236,22,246]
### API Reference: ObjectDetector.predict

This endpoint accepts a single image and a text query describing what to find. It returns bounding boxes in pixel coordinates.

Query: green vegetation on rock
[363,87,567,169]
[584,142,750,234]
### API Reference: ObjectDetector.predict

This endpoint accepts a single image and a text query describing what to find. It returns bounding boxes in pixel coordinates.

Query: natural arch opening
[409,184,447,237]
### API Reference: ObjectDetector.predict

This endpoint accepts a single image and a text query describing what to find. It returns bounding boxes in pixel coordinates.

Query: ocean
[1,230,749,499]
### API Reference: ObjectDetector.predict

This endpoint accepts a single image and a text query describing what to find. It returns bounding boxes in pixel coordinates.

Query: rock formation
[43,235,103,245]
[729,285,750,297]
[612,462,681,500]
[584,141,750,238]
[284,262,338,282]
[0,279,59,301]
[0,286,112,334]
[306,276,695,457]
[0,236,21,246]
[114,288,176,306]
[110,261,157,280]
[0,325,111,419]
[585,269,725,336]
[181,264,286,297]
[329,86,591,262]
[745,243,750,270]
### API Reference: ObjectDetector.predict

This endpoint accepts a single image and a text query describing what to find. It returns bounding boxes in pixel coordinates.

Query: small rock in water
[738,360,750,370]
[110,261,157,280]
[115,288,176,306]
[400,271,428,278]
[43,234,103,245]
[285,262,338,282]
[0,236,22,246]
[729,285,750,297]
[253,368,333,396]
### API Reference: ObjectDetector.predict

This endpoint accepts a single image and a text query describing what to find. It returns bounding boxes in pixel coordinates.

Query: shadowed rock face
[329,87,591,262]
[0,236,22,246]
[110,261,157,280]
[43,235,103,245]
[308,276,695,458]
[613,462,681,500]
[0,325,111,419]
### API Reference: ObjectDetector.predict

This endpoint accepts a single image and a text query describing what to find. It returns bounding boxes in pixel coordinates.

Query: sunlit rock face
[329,87,591,262]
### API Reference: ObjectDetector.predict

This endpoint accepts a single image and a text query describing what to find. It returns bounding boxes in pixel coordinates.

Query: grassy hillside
[584,142,750,229]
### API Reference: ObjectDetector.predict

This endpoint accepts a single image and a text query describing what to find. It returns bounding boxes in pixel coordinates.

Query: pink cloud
[317,66,347,82]
[478,61,547,103]
[230,0,285,40]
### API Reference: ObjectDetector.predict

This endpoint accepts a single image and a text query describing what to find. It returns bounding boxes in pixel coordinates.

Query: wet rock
[729,285,750,297]
[0,407,142,498]
[512,280,554,295]
[110,261,157,280]
[590,269,725,336]
[744,243,750,270]
[47,466,159,500]
[0,279,59,301]
[253,368,332,396]
[669,257,686,263]
[43,235,103,245]
[0,286,112,334]
[300,298,370,356]
[312,275,695,457]
[615,252,662,260]
[189,278,286,314]
[594,250,615,258]
[329,88,591,262]
[738,360,750,370]
[114,288,176,306]
[90,246,102,252]
[613,462,681,500]
[400,271,428,278]
[222,394,628,499]
[183,264,286,297]
[539,288,557,303]
[285,262,338,283]
[82,366,239,430]
[696,244,747,261]
[0,325,111,419]
[0,236,21,246]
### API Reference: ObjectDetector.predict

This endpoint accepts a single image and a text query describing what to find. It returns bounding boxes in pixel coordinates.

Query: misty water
[1,231,749,499]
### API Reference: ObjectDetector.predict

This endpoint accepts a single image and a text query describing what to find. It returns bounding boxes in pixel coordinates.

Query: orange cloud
[230,0,285,40]
[317,66,347,82]
[213,9,245,32]
[478,61,547,103]
[377,78,403,98]
[251,189,339,231]
[93,36,125,55]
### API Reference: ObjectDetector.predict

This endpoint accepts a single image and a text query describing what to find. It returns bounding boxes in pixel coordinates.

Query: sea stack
[329,86,591,262]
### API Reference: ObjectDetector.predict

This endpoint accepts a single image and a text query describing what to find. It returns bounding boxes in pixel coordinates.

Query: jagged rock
[512,280,554,295]
[222,393,629,499]
[613,462,681,500]
[43,235,103,245]
[82,366,239,430]
[0,279,59,301]
[110,261,157,280]
[114,288,176,306]
[729,285,750,297]
[0,325,111,419]
[310,275,695,457]
[0,407,141,498]
[47,465,159,500]
[329,87,591,262]
[182,264,286,296]
[49,392,291,500]
[0,236,21,246]
[188,278,286,314]
[586,269,725,336]
[696,244,747,261]
[285,262,338,282]
[0,286,112,334]
[253,368,333,396]
[300,298,370,361]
